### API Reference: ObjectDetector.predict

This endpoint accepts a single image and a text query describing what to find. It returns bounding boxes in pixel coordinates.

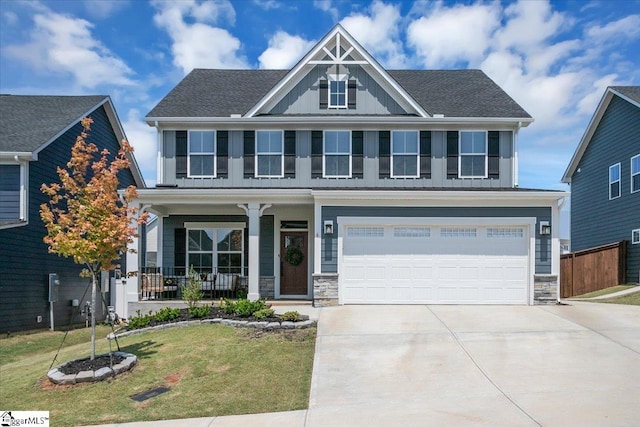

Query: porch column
[123,204,142,319]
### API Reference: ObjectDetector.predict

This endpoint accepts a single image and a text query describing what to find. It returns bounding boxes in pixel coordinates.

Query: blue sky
[1,0,639,198]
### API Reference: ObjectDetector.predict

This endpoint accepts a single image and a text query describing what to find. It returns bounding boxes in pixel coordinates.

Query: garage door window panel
[440,227,477,238]
[459,131,487,178]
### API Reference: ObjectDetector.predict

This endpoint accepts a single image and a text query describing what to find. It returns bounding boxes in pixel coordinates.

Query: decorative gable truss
[246,25,428,118]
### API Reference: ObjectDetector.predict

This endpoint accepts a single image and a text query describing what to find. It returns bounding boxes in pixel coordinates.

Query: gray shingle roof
[146,68,531,119]
[611,86,640,105]
[0,95,107,152]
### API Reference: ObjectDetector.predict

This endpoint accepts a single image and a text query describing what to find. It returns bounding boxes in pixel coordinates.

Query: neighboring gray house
[563,86,640,283]
[124,25,567,317]
[0,95,145,332]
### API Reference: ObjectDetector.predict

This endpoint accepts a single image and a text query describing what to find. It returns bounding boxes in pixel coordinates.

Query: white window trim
[323,130,352,178]
[391,130,419,178]
[187,130,216,178]
[631,154,640,194]
[185,226,245,275]
[459,130,488,179]
[609,162,621,200]
[0,161,29,229]
[632,229,640,245]
[328,74,348,109]
[255,130,284,178]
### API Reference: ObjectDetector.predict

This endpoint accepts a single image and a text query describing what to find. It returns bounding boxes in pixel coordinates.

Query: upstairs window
[256,130,283,177]
[391,131,419,177]
[459,131,487,178]
[188,130,215,177]
[0,164,24,225]
[329,75,347,109]
[631,154,640,193]
[609,163,621,199]
[324,131,351,177]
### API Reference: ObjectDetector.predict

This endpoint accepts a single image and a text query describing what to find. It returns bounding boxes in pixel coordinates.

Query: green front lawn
[596,291,640,306]
[573,285,636,299]
[0,324,316,426]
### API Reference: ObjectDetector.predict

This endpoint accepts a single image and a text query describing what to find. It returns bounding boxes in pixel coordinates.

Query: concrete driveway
[307,302,640,426]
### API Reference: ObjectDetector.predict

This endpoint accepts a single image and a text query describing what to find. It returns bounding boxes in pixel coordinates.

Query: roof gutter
[0,152,35,161]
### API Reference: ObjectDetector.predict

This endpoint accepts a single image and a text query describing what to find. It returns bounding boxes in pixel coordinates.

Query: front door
[280,231,308,295]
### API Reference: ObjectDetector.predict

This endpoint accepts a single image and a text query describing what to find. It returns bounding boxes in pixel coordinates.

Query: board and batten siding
[0,106,137,333]
[160,130,514,189]
[320,206,552,275]
[0,164,21,221]
[570,95,640,283]
[269,65,407,115]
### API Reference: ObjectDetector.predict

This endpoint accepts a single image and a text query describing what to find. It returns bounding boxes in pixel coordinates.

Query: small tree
[40,117,147,359]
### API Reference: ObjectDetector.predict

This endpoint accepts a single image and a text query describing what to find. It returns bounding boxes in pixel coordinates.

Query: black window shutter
[420,131,432,179]
[311,131,323,178]
[488,131,500,179]
[174,228,186,276]
[284,130,296,178]
[379,131,390,178]
[352,131,364,178]
[243,131,255,178]
[348,80,357,109]
[176,131,187,179]
[447,131,459,179]
[319,80,328,109]
[216,131,228,178]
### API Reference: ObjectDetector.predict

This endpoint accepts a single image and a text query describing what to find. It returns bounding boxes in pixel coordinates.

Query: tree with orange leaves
[41,117,147,359]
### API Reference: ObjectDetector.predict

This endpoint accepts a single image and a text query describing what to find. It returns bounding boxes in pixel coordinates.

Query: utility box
[48,273,60,303]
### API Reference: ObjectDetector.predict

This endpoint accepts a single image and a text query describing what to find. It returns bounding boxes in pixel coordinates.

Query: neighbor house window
[324,130,351,177]
[256,130,283,177]
[187,228,244,275]
[328,75,347,108]
[0,163,27,226]
[188,130,215,177]
[631,154,640,193]
[609,163,621,199]
[391,131,419,177]
[459,131,487,178]
[632,229,640,245]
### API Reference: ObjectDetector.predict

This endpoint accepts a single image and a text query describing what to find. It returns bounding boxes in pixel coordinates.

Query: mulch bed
[58,354,126,375]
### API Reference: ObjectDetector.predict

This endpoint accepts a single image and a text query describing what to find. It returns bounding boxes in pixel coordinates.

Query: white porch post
[237,203,261,301]
[123,219,141,320]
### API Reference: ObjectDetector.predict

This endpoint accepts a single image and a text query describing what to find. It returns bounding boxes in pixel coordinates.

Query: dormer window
[329,75,348,109]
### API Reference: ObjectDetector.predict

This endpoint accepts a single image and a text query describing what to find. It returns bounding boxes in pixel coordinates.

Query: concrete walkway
[568,284,640,300]
[86,302,640,427]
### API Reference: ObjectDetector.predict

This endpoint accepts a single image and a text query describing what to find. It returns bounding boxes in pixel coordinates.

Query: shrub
[234,299,267,317]
[154,307,181,322]
[181,266,203,309]
[279,311,301,322]
[188,304,212,319]
[252,308,275,320]
[220,298,237,314]
[128,310,152,329]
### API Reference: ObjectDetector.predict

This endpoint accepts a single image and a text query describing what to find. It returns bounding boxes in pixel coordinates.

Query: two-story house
[0,95,144,332]
[123,25,566,317]
[563,86,640,284]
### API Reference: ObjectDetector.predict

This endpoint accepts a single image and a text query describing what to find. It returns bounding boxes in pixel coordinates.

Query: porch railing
[140,267,247,301]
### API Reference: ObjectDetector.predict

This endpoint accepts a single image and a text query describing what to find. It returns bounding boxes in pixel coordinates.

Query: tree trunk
[90,272,97,360]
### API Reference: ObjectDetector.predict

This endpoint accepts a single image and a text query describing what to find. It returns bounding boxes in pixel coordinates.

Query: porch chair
[141,273,164,300]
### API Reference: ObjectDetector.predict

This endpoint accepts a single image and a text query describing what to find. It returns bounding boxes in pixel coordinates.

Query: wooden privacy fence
[560,241,627,298]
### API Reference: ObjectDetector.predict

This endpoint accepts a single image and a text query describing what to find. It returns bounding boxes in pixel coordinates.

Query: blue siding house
[563,86,640,284]
[124,25,567,316]
[0,95,145,332]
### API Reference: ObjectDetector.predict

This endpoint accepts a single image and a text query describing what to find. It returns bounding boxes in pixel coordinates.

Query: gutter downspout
[556,195,569,303]
[514,121,522,188]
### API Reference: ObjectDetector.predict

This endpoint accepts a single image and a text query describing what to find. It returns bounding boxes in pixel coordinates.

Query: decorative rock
[75,370,94,383]
[295,320,315,329]
[247,321,268,329]
[280,321,295,329]
[94,367,114,381]
[266,322,280,329]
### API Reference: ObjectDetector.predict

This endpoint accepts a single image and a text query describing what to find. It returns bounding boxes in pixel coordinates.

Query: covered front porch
[121,189,316,319]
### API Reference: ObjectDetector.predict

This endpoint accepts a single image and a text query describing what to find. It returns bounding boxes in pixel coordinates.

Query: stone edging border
[47,351,137,385]
[107,318,317,340]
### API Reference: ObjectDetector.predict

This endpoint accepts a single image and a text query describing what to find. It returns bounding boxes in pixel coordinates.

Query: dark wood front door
[280,231,308,295]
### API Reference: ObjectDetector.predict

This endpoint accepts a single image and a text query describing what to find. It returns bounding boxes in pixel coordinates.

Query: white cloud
[586,14,640,42]
[83,0,130,19]
[258,31,315,69]
[3,10,18,25]
[122,108,157,186]
[313,0,339,21]
[4,9,134,89]
[576,73,619,116]
[340,1,407,68]
[152,0,247,73]
[253,0,282,10]
[494,0,568,51]
[407,2,500,68]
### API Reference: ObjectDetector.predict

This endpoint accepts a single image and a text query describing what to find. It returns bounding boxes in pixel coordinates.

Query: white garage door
[341,223,530,304]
